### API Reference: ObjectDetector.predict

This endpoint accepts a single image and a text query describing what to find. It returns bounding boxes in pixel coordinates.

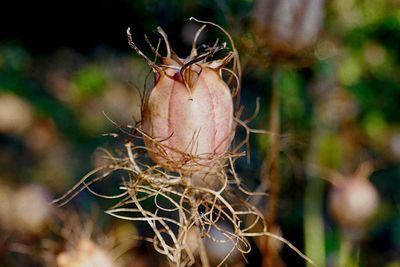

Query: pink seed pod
[127,22,238,174]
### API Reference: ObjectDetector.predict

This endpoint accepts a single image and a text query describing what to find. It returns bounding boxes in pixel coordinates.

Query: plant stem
[196,227,210,267]
[189,190,210,267]
[304,177,325,267]
[338,236,353,267]
[262,68,281,267]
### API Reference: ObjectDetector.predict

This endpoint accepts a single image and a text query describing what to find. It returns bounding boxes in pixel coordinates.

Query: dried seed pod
[128,22,239,174]
[0,93,33,135]
[57,239,116,267]
[253,0,325,54]
[12,184,52,235]
[205,223,241,266]
[328,175,379,231]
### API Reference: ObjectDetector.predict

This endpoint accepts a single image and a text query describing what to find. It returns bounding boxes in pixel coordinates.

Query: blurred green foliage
[71,65,108,99]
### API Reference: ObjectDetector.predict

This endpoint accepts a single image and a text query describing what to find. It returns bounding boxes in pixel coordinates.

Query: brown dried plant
[52,18,316,267]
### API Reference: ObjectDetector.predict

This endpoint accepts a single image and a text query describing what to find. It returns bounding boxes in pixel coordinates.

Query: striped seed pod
[127,21,239,174]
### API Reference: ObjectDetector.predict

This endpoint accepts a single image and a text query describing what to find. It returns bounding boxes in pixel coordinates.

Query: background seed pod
[12,184,53,235]
[328,176,379,231]
[253,0,325,55]
[56,239,116,267]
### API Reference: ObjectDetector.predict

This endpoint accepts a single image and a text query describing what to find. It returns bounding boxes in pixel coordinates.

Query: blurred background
[1,0,400,266]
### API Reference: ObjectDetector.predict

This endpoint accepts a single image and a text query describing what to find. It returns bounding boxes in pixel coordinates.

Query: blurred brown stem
[262,68,281,267]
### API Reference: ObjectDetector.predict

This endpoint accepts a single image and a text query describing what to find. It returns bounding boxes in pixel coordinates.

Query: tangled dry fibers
[52,121,315,267]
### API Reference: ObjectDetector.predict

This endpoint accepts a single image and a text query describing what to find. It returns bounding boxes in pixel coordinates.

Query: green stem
[338,236,354,267]
[304,177,326,267]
